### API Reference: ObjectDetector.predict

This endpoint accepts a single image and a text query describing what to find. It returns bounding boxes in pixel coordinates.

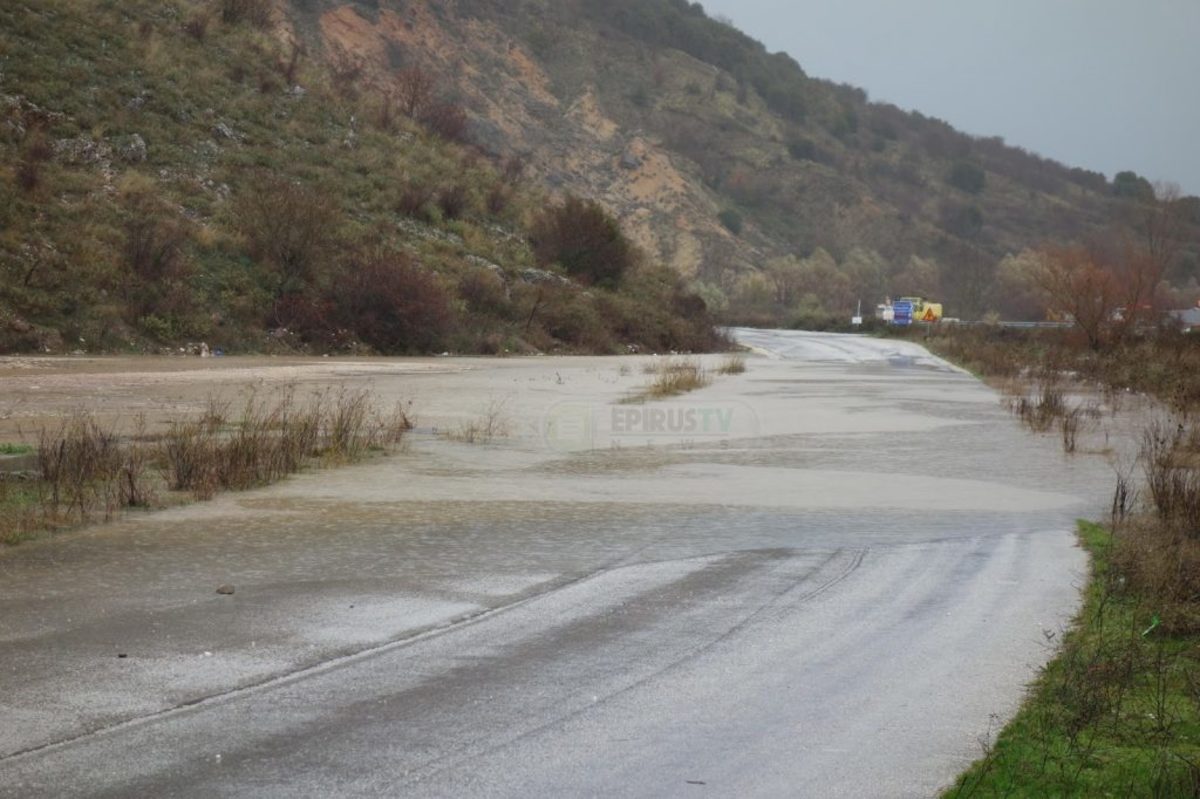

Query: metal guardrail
[995,321,1075,330]
[945,320,1075,330]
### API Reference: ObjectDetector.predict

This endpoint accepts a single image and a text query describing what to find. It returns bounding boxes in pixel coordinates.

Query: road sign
[892,300,913,326]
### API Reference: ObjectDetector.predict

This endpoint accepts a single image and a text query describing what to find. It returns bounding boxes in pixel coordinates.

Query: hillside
[0,0,722,355]
[2,0,1197,354]
[299,0,1198,322]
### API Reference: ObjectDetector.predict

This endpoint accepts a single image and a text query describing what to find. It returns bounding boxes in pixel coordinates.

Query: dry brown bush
[395,183,436,221]
[184,11,210,41]
[160,388,412,499]
[218,0,272,29]
[1113,518,1200,634]
[420,101,469,143]
[121,190,192,318]
[233,175,342,296]
[445,397,512,445]
[34,414,154,525]
[332,250,455,353]
[716,354,747,375]
[486,183,512,216]
[394,67,437,118]
[437,184,470,220]
[458,268,510,318]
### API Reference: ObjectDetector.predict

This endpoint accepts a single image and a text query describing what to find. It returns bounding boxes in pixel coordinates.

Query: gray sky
[700,0,1200,195]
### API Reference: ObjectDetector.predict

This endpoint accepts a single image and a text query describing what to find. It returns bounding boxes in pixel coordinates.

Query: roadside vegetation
[946,515,1200,797]
[0,387,411,545]
[924,323,1200,795]
[922,325,1200,416]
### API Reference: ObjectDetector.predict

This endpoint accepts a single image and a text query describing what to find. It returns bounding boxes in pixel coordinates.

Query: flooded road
[0,331,1114,797]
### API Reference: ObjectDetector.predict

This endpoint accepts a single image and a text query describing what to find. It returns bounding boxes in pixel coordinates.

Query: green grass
[944,521,1200,798]
[0,480,41,545]
[0,443,34,456]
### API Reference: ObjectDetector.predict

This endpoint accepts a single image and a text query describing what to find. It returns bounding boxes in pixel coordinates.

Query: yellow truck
[900,297,943,324]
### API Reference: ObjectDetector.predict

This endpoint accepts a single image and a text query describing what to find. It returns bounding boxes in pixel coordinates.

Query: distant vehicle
[877,297,943,326]
[900,297,944,324]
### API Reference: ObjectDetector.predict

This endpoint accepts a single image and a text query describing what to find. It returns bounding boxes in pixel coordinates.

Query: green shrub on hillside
[718,209,743,235]
[947,160,987,195]
[531,197,635,289]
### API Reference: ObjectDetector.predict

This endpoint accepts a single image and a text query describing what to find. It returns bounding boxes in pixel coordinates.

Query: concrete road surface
[0,330,1116,797]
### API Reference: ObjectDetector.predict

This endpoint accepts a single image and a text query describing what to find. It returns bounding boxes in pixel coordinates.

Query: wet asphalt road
[0,331,1115,797]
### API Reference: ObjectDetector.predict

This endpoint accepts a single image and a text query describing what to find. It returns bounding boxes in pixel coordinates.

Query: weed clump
[36,414,155,522]
[445,398,512,444]
[161,388,412,498]
[219,0,272,29]
[1010,382,1065,433]
[623,357,713,403]
[649,358,711,397]
[1,388,412,544]
[716,353,747,375]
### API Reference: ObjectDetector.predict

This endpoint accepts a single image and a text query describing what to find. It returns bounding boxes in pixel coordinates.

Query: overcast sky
[699,0,1199,195]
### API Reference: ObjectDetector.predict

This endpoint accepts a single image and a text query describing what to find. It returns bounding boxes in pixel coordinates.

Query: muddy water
[0,331,1122,797]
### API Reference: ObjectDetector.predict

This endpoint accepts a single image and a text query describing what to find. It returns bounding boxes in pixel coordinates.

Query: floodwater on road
[0,331,1120,797]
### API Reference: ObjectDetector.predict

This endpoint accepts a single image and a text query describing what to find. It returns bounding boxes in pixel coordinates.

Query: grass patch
[0,480,42,545]
[944,519,1200,798]
[0,443,34,456]
[444,397,512,444]
[715,353,747,375]
[623,357,712,403]
[0,387,412,545]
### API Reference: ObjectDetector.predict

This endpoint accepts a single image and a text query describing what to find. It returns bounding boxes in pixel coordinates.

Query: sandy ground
[0,331,1122,797]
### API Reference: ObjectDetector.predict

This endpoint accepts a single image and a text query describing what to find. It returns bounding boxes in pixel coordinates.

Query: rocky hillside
[296,0,1198,322]
[2,0,1197,353]
[0,0,722,355]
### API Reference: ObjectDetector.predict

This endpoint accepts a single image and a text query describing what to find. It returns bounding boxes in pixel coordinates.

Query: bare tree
[1131,182,1190,313]
[394,67,437,118]
[1032,245,1125,350]
[425,102,469,142]
[764,255,803,307]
